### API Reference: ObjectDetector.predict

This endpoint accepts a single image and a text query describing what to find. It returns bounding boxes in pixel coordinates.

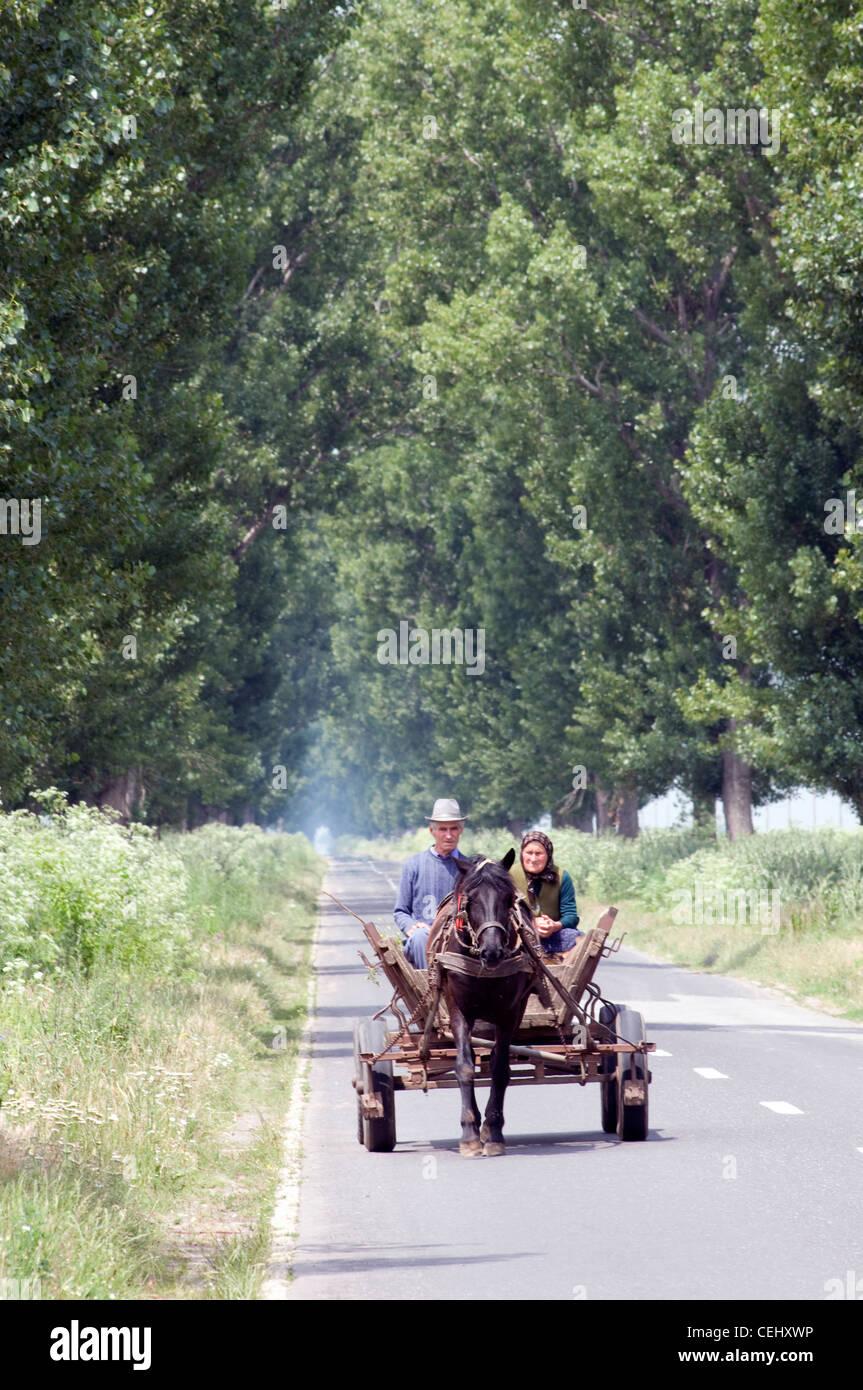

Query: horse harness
[368,863,584,1074]
[435,857,529,975]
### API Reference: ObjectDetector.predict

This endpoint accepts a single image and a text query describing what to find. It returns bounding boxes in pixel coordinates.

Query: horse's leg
[482,1023,511,1157]
[449,1000,482,1157]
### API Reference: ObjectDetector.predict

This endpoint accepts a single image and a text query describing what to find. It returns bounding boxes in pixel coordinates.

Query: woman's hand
[534,914,559,938]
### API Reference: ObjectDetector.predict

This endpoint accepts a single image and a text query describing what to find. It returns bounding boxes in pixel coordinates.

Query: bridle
[451,858,520,959]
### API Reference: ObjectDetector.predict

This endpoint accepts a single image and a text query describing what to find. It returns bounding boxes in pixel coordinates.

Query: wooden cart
[352,907,654,1151]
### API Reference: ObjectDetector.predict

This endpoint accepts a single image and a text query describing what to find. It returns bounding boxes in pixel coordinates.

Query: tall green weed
[0,797,320,980]
[0,795,191,976]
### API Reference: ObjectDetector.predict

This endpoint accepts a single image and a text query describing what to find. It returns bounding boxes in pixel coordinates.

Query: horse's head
[452,849,517,969]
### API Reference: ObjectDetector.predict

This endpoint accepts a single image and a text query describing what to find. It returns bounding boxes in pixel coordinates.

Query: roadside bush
[0,797,321,979]
[0,795,191,975]
[168,824,321,931]
[335,822,863,931]
[336,824,708,899]
[645,829,863,929]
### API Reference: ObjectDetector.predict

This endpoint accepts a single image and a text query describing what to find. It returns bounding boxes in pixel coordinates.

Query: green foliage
[335,822,709,898]
[649,829,863,927]
[343,820,863,938]
[0,0,349,817]
[169,822,321,926]
[299,0,791,831]
[3,0,863,836]
[550,829,712,901]
[0,796,320,977]
[0,797,192,974]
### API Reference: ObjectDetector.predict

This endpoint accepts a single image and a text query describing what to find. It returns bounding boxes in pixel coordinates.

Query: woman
[509,830,582,962]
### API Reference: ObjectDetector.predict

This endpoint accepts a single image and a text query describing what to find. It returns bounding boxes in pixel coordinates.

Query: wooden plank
[363,921,452,1030]
[516,908,617,1038]
[363,908,617,1042]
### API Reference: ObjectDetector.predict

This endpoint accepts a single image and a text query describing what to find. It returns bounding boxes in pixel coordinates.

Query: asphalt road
[286,857,863,1302]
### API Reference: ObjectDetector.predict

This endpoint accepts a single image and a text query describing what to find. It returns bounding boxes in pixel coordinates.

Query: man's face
[430,821,463,856]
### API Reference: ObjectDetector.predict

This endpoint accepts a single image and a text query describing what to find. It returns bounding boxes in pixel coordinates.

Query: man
[394,798,467,968]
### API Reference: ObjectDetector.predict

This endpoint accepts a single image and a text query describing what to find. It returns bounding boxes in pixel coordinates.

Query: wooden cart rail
[359,908,630,1046]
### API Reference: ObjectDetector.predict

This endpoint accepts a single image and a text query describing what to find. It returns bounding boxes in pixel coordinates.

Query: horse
[428,849,535,1157]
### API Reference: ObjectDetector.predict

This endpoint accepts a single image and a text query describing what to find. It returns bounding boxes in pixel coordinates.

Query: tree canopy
[2,0,862,836]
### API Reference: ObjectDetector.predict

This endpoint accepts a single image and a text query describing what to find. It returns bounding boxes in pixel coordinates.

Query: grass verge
[579,894,863,1021]
[0,819,323,1300]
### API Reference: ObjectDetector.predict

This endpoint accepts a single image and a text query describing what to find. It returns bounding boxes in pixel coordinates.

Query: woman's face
[521,841,549,874]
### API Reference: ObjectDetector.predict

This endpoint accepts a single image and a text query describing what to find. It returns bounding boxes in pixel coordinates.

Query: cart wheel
[598,1003,618,1134]
[614,1007,649,1141]
[355,1017,396,1153]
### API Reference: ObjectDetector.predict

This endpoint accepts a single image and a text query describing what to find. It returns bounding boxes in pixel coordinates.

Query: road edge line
[259,878,323,1299]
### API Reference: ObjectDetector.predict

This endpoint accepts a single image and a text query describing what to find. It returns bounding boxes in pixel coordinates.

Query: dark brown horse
[430,850,535,1157]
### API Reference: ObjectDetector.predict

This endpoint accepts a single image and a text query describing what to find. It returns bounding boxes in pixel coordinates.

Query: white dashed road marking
[760,1101,804,1115]
[366,860,398,894]
[693,1067,729,1079]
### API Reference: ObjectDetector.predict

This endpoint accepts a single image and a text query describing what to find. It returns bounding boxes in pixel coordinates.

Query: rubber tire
[614,1007,649,1141]
[598,1003,618,1134]
[352,1021,365,1145]
[355,1016,396,1153]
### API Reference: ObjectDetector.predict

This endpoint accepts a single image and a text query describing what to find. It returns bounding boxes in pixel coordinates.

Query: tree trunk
[554,789,595,832]
[570,795,595,834]
[96,769,141,822]
[595,786,614,833]
[597,784,639,836]
[616,786,640,839]
[722,736,754,840]
[194,806,232,825]
[692,793,717,835]
[689,764,718,836]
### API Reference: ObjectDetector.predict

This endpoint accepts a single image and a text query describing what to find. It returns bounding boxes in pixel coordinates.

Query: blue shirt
[393,847,466,937]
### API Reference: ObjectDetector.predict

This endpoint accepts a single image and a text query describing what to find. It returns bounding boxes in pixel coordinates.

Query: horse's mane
[461,855,515,899]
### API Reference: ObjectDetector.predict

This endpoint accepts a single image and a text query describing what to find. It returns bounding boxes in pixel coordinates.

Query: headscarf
[520,830,558,892]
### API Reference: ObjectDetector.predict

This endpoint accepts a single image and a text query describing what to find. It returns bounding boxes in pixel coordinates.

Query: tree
[0,0,346,818]
[679,0,863,819]
[324,0,785,834]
